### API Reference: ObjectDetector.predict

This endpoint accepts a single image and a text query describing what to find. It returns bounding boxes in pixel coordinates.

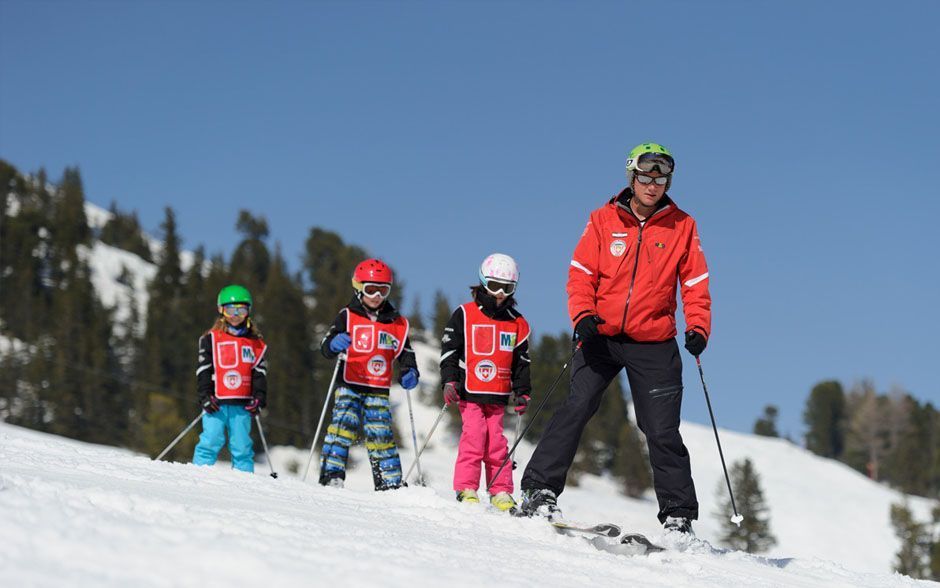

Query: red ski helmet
[352,259,394,293]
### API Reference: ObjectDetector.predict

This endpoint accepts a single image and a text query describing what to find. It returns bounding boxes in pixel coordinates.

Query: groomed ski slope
[0,417,932,587]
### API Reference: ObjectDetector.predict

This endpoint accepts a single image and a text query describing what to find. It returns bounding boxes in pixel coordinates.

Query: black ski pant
[521,335,698,523]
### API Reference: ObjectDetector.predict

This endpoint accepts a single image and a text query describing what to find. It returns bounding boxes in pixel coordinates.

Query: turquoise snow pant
[319,387,402,490]
[193,404,255,472]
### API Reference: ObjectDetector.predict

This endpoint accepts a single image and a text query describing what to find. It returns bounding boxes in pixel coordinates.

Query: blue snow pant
[319,387,402,490]
[193,404,255,473]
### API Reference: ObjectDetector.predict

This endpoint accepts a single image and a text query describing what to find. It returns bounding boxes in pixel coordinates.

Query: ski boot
[520,487,562,520]
[663,516,694,535]
[489,492,517,512]
[456,489,481,504]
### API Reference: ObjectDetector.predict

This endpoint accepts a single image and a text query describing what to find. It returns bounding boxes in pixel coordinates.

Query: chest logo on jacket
[499,332,517,351]
[475,360,497,382]
[241,346,256,363]
[367,355,387,376]
[377,331,400,350]
[353,325,374,353]
[223,370,243,390]
[610,240,627,257]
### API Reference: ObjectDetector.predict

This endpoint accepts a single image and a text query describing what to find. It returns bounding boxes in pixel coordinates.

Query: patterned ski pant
[319,387,402,490]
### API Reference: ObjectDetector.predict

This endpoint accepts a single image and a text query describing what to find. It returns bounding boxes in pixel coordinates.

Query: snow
[2,342,937,588]
[1,420,931,587]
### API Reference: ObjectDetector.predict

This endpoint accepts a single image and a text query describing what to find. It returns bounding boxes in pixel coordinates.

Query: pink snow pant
[453,401,513,493]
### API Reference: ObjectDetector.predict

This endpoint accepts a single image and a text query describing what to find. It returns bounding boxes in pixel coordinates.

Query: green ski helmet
[625,142,675,190]
[217,284,253,307]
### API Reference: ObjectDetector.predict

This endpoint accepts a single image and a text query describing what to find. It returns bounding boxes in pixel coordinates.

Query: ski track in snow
[0,422,932,588]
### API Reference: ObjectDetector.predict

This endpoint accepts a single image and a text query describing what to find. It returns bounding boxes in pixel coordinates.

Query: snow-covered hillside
[1,333,935,588]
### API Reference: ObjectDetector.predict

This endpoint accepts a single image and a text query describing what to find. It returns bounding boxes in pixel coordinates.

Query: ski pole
[302,355,344,482]
[404,386,425,486]
[404,403,449,484]
[486,342,582,492]
[254,414,278,479]
[154,411,204,461]
[696,356,743,526]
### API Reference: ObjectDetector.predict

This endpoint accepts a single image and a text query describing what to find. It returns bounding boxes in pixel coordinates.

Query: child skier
[440,253,532,511]
[193,284,268,473]
[318,258,419,490]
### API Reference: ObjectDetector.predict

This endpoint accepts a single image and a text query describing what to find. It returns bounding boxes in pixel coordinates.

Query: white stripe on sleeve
[683,272,709,288]
[570,260,592,275]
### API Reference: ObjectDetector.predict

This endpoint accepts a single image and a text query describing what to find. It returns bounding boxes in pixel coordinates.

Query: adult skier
[520,143,711,535]
[318,258,419,490]
[193,285,269,473]
[439,253,532,511]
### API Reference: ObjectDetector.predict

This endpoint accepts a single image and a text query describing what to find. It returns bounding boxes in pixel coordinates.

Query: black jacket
[439,289,531,405]
[196,329,268,407]
[320,296,419,395]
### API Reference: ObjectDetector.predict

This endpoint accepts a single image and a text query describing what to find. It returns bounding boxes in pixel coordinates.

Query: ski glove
[513,393,530,415]
[400,368,419,390]
[443,381,460,405]
[244,397,262,415]
[574,315,604,343]
[684,329,707,356]
[329,332,352,353]
[202,395,220,414]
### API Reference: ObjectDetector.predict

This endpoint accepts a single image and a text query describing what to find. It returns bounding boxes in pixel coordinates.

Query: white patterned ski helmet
[479,253,519,286]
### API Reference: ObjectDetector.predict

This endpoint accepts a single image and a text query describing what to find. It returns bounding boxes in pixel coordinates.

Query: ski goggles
[634,152,675,175]
[361,282,392,298]
[635,173,670,186]
[221,304,250,318]
[483,278,516,296]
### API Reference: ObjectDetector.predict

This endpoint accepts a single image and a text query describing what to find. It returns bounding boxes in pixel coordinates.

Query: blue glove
[329,333,352,353]
[400,368,419,390]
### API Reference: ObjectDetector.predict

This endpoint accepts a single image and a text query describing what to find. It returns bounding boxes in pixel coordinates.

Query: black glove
[202,395,220,414]
[244,397,262,415]
[574,315,603,342]
[684,330,707,356]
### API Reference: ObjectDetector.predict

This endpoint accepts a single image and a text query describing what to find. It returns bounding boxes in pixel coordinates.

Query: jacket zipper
[619,224,644,333]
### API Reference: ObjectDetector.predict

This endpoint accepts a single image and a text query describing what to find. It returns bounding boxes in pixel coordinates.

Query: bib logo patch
[475,360,497,383]
[499,331,517,351]
[353,325,374,353]
[377,331,399,351]
[241,346,256,363]
[610,239,627,257]
[223,370,243,390]
[367,355,388,376]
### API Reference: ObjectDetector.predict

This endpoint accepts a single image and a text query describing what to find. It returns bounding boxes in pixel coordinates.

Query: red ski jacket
[567,190,711,342]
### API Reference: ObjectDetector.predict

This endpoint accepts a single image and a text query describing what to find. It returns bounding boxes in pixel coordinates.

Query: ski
[619,533,666,554]
[550,519,622,538]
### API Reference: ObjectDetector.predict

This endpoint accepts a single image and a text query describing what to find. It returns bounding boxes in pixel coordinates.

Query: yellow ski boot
[456,489,481,504]
[489,492,517,512]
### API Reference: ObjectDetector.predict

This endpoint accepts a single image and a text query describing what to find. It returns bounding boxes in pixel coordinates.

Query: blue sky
[2,1,938,438]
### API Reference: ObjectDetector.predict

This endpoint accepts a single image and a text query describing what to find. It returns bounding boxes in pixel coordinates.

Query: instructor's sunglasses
[635,173,670,186]
[221,304,250,318]
[361,282,392,298]
[483,279,516,296]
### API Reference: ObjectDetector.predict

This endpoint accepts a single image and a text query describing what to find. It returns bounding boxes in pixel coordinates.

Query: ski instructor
[519,142,711,535]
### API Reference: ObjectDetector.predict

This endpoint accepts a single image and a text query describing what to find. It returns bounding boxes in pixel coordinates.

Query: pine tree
[408,295,427,342]
[432,289,452,340]
[136,207,191,456]
[258,245,317,448]
[717,458,777,553]
[803,380,846,458]
[891,501,929,578]
[229,210,271,291]
[753,405,780,437]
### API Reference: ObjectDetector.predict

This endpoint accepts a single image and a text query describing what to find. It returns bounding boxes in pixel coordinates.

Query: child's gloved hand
[400,368,419,390]
[245,397,262,415]
[443,382,460,405]
[202,395,220,414]
[329,333,352,353]
[513,393,530,415]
